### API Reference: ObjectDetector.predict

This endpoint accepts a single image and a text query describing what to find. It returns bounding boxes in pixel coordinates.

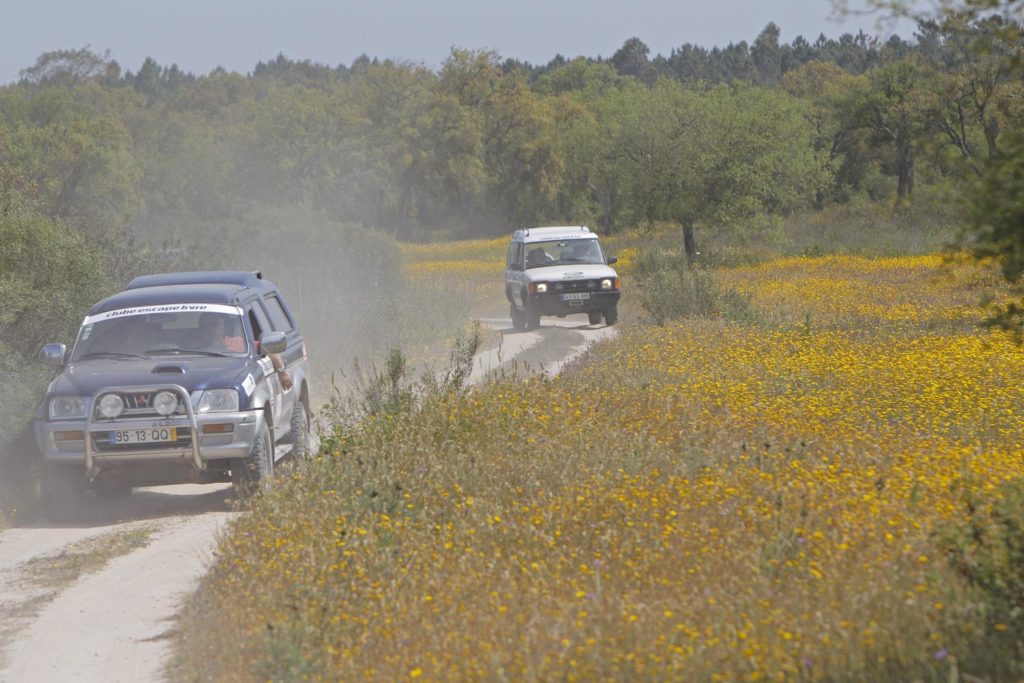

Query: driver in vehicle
[526,247,550,268]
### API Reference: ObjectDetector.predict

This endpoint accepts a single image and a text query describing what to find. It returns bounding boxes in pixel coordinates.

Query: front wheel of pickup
[288,402,311,462]
[232,421,273,497]
[41,464,88,522]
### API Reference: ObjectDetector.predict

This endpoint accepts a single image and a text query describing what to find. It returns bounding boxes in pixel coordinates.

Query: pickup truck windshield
[71,310,249,361]
[524,239,605,269]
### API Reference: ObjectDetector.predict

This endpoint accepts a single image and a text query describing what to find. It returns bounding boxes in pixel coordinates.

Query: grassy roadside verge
[174,250,1024,681]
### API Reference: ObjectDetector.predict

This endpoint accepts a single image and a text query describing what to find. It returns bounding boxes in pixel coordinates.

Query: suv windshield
[71,310,249,361]
[524,239,605,269]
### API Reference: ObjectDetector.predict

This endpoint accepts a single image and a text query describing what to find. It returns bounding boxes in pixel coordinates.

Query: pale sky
[0,0,914,83]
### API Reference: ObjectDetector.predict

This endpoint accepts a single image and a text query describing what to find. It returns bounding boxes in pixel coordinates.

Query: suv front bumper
[37,384,265,476]
[529,290,620,315]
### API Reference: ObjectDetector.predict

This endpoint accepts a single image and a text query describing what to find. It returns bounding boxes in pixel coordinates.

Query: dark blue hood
[48,356,253,398]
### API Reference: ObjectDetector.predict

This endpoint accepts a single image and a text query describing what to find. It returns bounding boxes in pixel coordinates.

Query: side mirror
[42,343,67,367]
[259,331,287,355]
[607,257,618,265]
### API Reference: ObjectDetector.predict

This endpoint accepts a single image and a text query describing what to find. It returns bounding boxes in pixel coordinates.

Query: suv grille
[555,280,599,293]
[92,391,187,420]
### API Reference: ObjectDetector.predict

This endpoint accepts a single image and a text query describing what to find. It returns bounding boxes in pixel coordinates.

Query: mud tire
[288,402,311,462]
[526,306,541,330]
[232,421,273,497]
[510,304,527,331]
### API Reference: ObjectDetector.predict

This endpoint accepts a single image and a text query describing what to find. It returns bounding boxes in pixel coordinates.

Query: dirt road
[0,314,616,683]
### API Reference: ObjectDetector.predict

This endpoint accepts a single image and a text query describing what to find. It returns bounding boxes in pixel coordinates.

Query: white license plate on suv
[562,292,591,301]
[108,427,177,445]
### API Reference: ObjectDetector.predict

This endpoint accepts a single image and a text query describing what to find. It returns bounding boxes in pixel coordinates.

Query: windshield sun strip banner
[524,235,598,244]
[83,304,243,325]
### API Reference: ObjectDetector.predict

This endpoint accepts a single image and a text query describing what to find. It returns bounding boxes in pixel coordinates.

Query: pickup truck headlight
[194,389,240,414]
[49,396,87,420]
[97,394,124,418]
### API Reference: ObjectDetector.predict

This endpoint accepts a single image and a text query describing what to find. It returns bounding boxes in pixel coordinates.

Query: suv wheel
[42,464,87,522]
[587,311,602,325]
[604,305,619,326]
[510,304,527,331]
[232,421,273,496]
[526,306,541,330]
[288,402,311,461]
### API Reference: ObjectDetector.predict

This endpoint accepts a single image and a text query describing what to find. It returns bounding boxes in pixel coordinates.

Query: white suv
[504,226,621,330]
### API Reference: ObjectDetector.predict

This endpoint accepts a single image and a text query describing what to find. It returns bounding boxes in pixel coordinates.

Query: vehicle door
[245,299,286,434]
[261,292,301,428]
[506,241,526,307]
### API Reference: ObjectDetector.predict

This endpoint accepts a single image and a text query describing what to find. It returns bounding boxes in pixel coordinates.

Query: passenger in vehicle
[197,313,246,353]
[247,311,293,391]
[570,241,601,262]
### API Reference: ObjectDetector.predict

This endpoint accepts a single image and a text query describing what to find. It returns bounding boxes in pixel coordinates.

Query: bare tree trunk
[682,222,697,264]
[896,149,914,199]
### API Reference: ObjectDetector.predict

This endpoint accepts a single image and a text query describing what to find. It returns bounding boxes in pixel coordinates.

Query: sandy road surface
[0,313,616,683]
[471,315,618,382]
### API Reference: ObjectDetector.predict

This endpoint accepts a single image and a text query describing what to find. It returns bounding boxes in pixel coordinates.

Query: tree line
[2,18,1020,249]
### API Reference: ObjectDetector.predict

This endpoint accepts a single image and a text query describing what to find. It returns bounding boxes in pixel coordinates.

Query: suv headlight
[535,283,548,294]
[49,396,87,420]
[600,278,614,290]
[194,389,240,413]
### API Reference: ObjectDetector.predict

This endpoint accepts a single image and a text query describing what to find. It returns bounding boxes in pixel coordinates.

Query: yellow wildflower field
[177,251,1024,681]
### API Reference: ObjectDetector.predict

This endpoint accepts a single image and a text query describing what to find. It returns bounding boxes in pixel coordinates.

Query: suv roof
[90,271,281,315]
[514,226,597,244]
[126,271,267,290]
[89,283,248,315]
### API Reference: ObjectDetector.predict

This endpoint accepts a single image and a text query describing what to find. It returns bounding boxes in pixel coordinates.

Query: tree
[782,61,867,205]
[613,81,825,259]
[917,15,1022,175]
[610,38,654,83]
[856,58,930,198]
[850,0,1024,337]
[968,128,1024,337]
[0,88,142,234]
[19,47,120,87]
[0,188,113,457]
[752,23,784,86]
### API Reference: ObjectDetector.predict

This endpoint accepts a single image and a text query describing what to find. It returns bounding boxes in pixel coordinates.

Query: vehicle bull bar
[84,383,203,477]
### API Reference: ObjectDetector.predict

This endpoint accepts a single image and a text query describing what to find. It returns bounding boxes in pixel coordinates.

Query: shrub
[631,249,753,325]
[938,477,1024,634]
[0,191,115,521]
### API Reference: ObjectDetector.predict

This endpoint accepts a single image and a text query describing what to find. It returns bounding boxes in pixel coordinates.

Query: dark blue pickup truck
[34,271,312,521]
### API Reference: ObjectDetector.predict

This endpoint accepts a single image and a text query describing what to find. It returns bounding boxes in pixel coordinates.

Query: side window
[506,242,515,268]
[511,242,523,271]
[263,295,294,332]
[248,302,271,343]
